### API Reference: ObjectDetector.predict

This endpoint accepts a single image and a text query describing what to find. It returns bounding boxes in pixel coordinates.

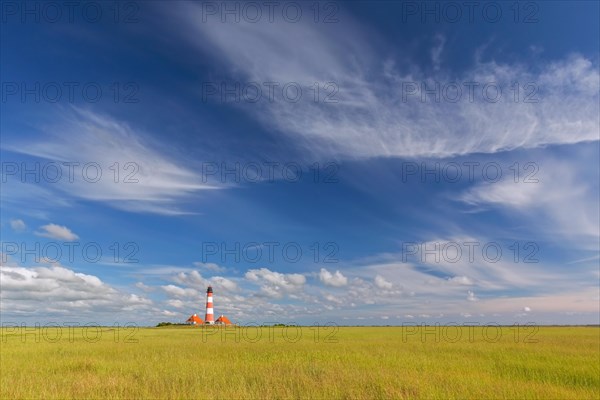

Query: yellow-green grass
[1,326,598,399]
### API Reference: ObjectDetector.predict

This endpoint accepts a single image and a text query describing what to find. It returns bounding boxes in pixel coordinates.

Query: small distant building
[186,313,204,325]
[215,315,232,325]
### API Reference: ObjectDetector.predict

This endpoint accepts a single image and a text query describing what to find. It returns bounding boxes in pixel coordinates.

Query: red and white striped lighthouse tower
[204,286,215,324]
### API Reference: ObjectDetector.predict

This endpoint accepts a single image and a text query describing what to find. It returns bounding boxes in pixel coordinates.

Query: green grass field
[1,326,598,399]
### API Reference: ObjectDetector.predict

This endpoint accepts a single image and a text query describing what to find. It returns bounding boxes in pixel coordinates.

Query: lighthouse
[204,286,215,324]
[182,285,233,326]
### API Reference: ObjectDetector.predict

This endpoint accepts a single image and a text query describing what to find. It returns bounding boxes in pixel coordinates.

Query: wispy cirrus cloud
[430,34,446,71]
[172,6,599,159]
[459,152,600,246]
[9,219,26,232]
[3,108,220,215]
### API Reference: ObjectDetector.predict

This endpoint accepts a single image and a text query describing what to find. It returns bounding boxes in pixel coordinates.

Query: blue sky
[1,1,599,326]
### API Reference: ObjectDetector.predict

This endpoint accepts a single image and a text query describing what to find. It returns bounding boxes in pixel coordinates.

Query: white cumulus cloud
[245,268,306,298]
[0,261,152,319]
[34,223,79,241]
[161,284,199,298]
[374,274,393,289]
[319,268,348,287]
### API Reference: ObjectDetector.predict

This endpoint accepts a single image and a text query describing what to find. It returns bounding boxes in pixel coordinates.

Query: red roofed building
[186,313,204,325]
[215,315,233,325]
